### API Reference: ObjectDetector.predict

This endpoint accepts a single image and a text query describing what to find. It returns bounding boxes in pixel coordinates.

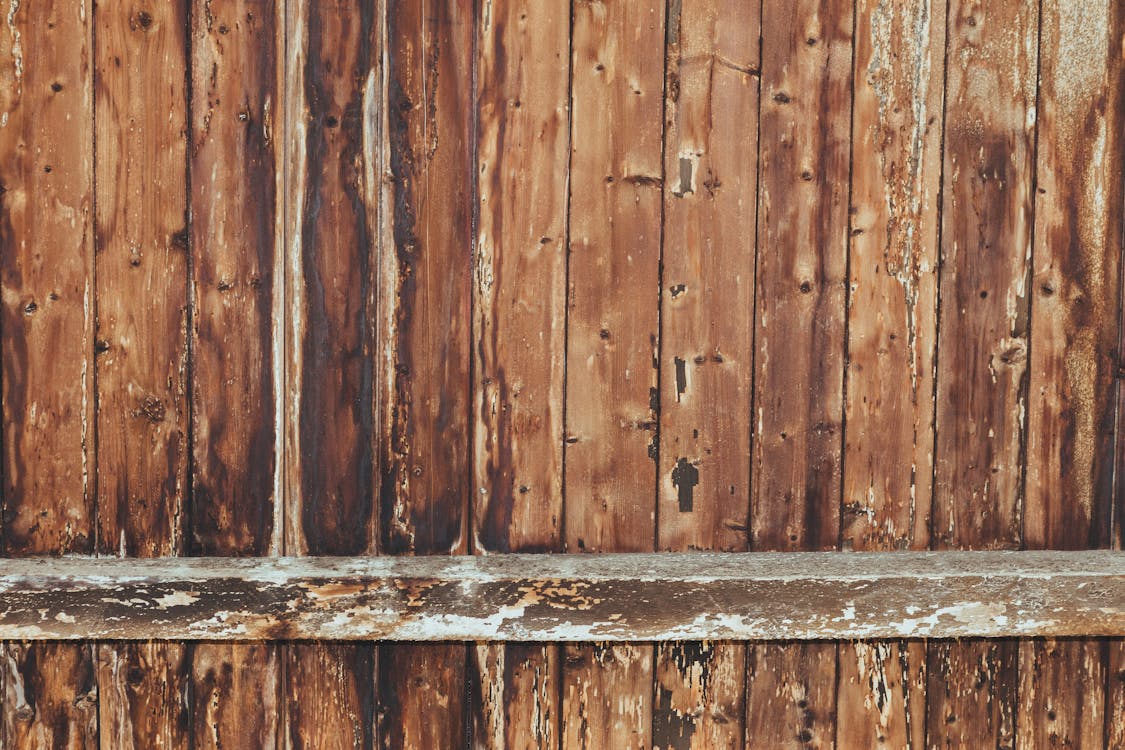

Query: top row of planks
[0,0,1122,748]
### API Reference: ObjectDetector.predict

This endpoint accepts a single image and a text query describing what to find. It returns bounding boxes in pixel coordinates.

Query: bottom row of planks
[2,639,1123,747]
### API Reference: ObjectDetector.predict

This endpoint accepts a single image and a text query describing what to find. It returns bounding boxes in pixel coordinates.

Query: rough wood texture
[188,2,284,746]
[96,643,190,750]
[562,0,665,746]
[0,1,98,747]
[745,643,837,748]
[0,552,1122,641]
[282,1,381,747]
[654,3,758,744]
[927,1,1040,746]
[378,0,474,745]
[471,2,569,744]
[836,0,944,745]
[1025,0,1123,550]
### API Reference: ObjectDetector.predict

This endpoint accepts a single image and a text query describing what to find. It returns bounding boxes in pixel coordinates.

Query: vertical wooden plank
[95,643,190,750]
[562,0,664,747]
[747,1,852,747]
[932,0,1038,550]
[836,0,944,746]
[188,0,283,748]
[654,2,757,747]
[744,643,837,749]
[471,0,568,745]
[562,644,653,750]
[286,643,376,750]
[92,2,192,745]
[1107,641,1125,749]
[0,0,98,747]
[1025,0,1123,549]
[1017,4,1124,745]
[283,1,381,747]
[929,3,1039,745]
[927,640,1018,749]
[380,0,473,746]
[470,643,559,750]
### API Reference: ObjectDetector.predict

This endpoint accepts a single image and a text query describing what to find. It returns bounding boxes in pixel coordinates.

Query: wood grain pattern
[379,0,474,745]
[282,1,381,746]
[927,1,1039,746]
[188,1,283,747]
[654,3,757,744]
[1025,0,1123,550]
[836,0,944,745]
[1016,639,1105,749]
[0,0,98,747]
[471,2,568,744]
[562,0,665,745]
[92,3,192,744]
[748,1,852,746]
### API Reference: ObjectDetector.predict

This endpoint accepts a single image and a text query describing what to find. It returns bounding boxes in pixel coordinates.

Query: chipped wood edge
[0,551,1120,641]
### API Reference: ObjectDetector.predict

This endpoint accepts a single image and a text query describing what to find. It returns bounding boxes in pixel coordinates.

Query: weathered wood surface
[0,552,1121,641]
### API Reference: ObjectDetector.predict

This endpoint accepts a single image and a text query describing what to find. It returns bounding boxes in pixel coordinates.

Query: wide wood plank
[927,1,1039,746]
[0,0,98,746]
[654,3,758,744]
[92,2,192,745]
[471,1,569,744]
[379,0,474,745]
[281,1,381,747]
[562,0,665,745]
[188,1,284,747]
[835,0,945,745]
[748,1,852,746]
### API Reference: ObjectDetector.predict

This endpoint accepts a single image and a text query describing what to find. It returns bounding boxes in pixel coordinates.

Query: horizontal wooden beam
[0,551,1120,641]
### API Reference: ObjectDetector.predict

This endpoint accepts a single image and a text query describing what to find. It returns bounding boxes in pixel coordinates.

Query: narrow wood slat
[0,552,1121,641]
[835,0,945,746]
[748,1,853,747]
[188,1,284,748]
[0,0,98,746]
[470,1,569,745]
[562,0,665,745]
[282,0,381,747]
[91,2,193,745]
[928,3,1040,746]
[379,0,474,746]
[654,3,758,745]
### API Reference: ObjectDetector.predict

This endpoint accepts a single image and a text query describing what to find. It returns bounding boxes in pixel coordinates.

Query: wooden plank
[281,1,381,747]
[562,0,665,745]
[836,0,945,745]
[654,3,758,744]
[1107,640,1125,749]
[188,1,283,748]
[928,1,1039,746]
[191,642,281,750]
[0,551,1122,641]
[471,1,568,744]
[744,643,836,748]
[1025,0,1124,552]
[748,1,852,745]
[95,643,190,750]
[0,0,98,747]
[379,0,474,745]
[92,2,192,746]
[1016,639,1105,748]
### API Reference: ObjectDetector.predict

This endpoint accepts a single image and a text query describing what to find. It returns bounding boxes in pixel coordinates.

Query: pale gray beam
[0,551,1120,641]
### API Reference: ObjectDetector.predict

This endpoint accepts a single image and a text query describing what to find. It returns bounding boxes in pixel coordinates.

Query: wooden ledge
[0,551,1121,641]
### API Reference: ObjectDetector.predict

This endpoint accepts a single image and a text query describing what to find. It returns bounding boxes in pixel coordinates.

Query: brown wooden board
[928,0,1040,747]
[188,0,285,747]
[562,0,666,745]
[471,0,570,745]
[378,0,474,746]
[655,1,759,745]
[835,0,945,746]
[748,1,853,746]
[282,0,382,747]
[0,0,98,746]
